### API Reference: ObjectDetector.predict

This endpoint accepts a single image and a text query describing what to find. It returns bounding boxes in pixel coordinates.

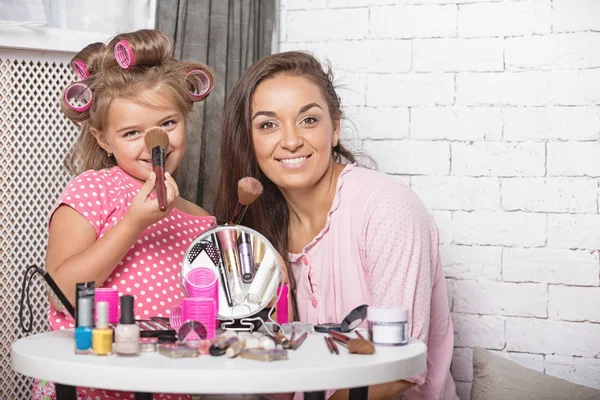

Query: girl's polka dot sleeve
[49,170,113,236]
[361,183,435,385]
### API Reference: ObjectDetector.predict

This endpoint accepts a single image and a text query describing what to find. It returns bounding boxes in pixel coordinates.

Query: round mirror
[182,225,281,320]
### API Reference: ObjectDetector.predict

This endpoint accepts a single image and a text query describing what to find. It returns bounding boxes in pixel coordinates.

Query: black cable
[18,265,43,333]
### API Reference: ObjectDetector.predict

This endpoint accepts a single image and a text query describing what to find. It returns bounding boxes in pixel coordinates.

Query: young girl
[213,51,458,400]
[33,29,216,400]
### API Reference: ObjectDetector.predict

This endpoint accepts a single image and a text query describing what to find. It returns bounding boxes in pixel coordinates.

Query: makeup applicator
[230,177,263,224]
[144,127,169,211]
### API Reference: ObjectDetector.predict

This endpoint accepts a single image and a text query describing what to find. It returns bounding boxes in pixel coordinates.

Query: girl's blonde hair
[61,29,214,175]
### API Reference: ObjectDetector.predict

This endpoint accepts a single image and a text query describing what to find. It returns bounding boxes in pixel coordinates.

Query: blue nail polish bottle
[75,296,94,354]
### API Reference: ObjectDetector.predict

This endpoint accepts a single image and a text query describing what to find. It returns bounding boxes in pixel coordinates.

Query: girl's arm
[46,172,177,306]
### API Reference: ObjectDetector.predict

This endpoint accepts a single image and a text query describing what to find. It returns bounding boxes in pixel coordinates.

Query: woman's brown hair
[212,51,358,315]
[61,29,214,175]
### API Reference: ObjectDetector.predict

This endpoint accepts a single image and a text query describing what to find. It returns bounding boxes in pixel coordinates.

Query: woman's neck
[281,162,345,252]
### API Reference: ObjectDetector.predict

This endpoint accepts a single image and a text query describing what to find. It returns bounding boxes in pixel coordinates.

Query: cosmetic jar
[367,307,408,346]
[139,337,158,353]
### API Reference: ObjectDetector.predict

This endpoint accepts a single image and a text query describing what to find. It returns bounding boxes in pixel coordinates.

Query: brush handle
[230,202,246,224]
[152,147,167,211]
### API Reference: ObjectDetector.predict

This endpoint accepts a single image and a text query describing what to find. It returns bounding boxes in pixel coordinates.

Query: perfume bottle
[114,295,140,356]
[74,282,95,354]
[92,301,113,355]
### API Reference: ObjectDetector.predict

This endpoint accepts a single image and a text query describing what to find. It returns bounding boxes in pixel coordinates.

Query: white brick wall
[279,0,600,397]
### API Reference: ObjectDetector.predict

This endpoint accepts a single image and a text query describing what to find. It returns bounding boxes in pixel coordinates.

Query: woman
[213,51,458,400]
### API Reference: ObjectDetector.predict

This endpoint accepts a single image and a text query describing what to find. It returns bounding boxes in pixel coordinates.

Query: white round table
[12,329,426,399]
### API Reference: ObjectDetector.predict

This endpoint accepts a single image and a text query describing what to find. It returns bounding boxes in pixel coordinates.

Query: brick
[548,214,600,250]
[553,0,600,33]
[452,280,547,317]
[286,9,368,42]
[550,69,600,106]
[503,106,600,141]
[455,382,472,400]
[503,248,600,286]
[451,347,473,381]
[411,107,503,141]
[453,313,505,349]
[440,244,502,281]
[549,286,600,323]
[501,178,598,213]
[458,0,551,37]
[370,5,456,39]
[446,279,454,311]
[345,106,409,140]
[506,33,600,70]
[362,140,450,175]
[548,142,600,177]
[506,318,600,357]
[336,72,367,107]
[545,355,600,390]
[280,0,326,9]
[456,72,551,106]
[489,351,545,373]
[414,38,503,72]
[452,142,545,177]
[367,73,455,107]
[453,211,546,247]
[411,176,500,211]
[431,210,453,245]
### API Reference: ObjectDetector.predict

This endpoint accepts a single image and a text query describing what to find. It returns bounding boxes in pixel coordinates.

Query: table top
[12,330,426,394]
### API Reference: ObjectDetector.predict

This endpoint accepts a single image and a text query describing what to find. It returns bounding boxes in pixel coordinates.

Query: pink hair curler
[169,303,183,330]
[71,59,90,80]
[184,267,218,299]
[95,287,119,324]
[185,69,213,100]
[181,297,217,339]
[114,40,136,69]
[63,82,92,113]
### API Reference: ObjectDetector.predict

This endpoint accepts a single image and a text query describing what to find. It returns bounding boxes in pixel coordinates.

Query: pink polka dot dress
[33,166,216,400]
[289,164,458,400]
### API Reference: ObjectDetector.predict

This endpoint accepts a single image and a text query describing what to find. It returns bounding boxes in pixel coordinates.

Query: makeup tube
[247,250,276,304]
[252,237,265,271]
[151,146,167,211]
[211,233,233,307]
[238,232,254,283]
[216,230,246,304]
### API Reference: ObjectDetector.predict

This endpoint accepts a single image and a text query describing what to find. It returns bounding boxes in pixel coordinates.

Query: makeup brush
[144,127,169,211]
[230,177,263,224]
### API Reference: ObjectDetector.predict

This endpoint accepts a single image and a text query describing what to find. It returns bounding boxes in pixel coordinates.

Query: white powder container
[367,307,409,346]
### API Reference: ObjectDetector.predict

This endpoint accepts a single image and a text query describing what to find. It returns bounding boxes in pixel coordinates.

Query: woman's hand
[124,172,179,231]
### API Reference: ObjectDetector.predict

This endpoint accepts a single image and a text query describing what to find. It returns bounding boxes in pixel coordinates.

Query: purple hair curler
[114,40,136,70]
[63,82,93,113]
[71,60,90,80]
[185,69,213,100]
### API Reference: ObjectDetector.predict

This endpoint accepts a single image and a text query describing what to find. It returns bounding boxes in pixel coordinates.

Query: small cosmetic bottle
[92,301,113,355]
[114,295,140,356]
[238,232,254,283]
[367,307,409,346]
[74,282,95,354]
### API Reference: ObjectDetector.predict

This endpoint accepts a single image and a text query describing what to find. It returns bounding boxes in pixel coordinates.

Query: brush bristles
[237,177,263,206]
[144,127,169,151]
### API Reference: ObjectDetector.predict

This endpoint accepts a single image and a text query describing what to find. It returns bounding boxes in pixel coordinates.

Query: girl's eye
[259,121,276,130]
[123,130,139,138]
[161,120,176,128]
[301,116,318,125]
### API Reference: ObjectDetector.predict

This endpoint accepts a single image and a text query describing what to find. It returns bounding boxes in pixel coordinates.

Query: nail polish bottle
[114,295,139,356]
[92,301,113,355]
[74,295,93,354]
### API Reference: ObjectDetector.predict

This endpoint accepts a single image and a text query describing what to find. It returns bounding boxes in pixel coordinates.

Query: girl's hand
[124,172,179,231]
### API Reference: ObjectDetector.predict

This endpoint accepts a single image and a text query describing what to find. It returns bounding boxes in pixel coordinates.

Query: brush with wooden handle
[144,127,170,211]
[230,177,263,224]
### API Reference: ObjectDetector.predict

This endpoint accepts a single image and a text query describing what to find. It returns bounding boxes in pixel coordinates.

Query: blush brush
[144,127,170,211]
[230,177,263,224]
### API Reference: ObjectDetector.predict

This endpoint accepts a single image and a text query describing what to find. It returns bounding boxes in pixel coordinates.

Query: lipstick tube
[151,146,167,211]
[216,230,246,304]
[238,232,254,283]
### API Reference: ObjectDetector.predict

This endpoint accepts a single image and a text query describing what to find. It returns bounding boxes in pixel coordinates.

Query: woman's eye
[259,121,276,130]
[161,120,176,128]
[301,116,318,125]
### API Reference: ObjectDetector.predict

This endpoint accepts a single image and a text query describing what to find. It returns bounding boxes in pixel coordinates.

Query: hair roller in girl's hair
[71,60,90,80]
[185,69,213,101]
[63,82,93,113]
[114,40,136,70]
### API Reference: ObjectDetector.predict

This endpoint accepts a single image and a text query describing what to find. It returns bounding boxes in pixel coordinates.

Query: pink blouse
[289,164,458,400]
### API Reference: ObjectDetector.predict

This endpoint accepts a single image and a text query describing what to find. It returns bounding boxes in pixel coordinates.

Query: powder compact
[314,304,368,333]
